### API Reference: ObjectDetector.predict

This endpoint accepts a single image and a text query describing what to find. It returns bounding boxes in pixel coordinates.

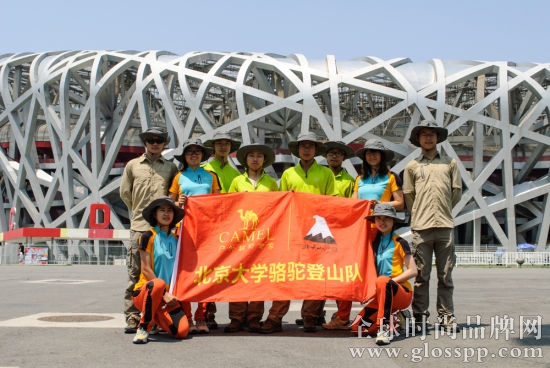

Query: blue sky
[4,0,548,63]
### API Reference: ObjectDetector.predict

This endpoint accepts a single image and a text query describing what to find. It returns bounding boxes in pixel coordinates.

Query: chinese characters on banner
[171,191,376,303]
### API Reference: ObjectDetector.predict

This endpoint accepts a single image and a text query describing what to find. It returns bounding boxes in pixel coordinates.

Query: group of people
[119,119,462,345]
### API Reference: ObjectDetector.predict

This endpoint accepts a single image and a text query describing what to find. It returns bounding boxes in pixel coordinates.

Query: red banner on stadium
[171,191,376,303]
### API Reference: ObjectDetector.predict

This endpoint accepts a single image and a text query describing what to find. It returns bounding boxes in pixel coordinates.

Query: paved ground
[1,265,549,368]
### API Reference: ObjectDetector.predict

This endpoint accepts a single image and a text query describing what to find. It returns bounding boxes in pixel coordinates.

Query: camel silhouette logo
[237,209,259,230]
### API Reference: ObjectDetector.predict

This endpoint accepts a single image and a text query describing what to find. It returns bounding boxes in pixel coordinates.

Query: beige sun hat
[138,127,170,144]
[322,141,355,159]
[409,120,448,147]
[366,202,404,222]
[355,139,395,162]
[204,131,241,153]
[142,196,185,229]
[236,143,275,168]
[173,138,213,163]
[287,132,326,157]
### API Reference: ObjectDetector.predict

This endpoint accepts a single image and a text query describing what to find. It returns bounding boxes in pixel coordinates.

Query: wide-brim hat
[138,127,170,144]
[236,143,275,169]
[174,138,213,163]
[355,139,395,162]
[204,131,241,153]
[322,141,355,159]
[409,120,448,147]
[366,202,404,222]
[142,196,185,229]
[287,132,326,157]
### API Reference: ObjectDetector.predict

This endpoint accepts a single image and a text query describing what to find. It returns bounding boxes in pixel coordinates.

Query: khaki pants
[228,301,264,324]
[124,230,142,324]
[264,300,291,323]
[411,228,456,320]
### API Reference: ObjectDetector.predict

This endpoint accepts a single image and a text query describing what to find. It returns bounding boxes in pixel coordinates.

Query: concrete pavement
[1,265,548,368]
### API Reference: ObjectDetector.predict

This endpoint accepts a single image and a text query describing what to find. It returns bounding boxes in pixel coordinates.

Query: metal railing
[456,252,550,267]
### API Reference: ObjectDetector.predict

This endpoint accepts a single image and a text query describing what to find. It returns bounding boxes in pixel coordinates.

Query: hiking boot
[188,320,198,334]
[196,319,210,334]
[410,314,430,335]
[260,319,283,334]
[303,317,317,333]
[396,309,412,331]
[149,323,160,335]
[132,327,149,344]
[438,315,460,333]
[248,320,262,333]
[206,303,218,330]
[296,311,326,326]
[224,320,243,333]
[376,325,392,346]
[124,318,139,334]
[322,315,350,330]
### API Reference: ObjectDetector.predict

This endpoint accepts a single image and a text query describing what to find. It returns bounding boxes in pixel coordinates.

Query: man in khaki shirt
[120,127,177,333]
[403,120,462,334]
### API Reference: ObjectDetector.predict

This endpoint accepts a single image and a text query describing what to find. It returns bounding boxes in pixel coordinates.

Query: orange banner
[171,191,376,303]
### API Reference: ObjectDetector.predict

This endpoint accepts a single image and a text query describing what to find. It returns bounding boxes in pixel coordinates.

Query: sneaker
[376,325,392,345]
[322,315,350,330]
[303,317,317,333]
[438,315,460,332]
[188,320,198,334]
[132,327,149,344]
[224,320,243,333]
[196,319,210,334]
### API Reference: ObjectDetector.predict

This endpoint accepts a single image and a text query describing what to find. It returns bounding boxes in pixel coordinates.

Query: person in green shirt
[203,131,241,193]
[225,143,279,334]
[323,140,355,198]
[202,131,242,329]
[280,132,337,333]
[320,141,357,330]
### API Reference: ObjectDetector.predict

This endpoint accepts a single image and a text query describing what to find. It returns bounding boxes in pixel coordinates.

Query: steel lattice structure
[1,50,550,254]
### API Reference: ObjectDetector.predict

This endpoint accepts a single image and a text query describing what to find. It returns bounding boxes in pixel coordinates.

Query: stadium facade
[1,50,549,260]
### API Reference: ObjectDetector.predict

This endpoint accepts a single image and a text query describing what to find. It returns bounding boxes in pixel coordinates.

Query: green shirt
[228,172,279,193]
[280,160,337,195]
[333,167,355,198]
[203,158,240,193]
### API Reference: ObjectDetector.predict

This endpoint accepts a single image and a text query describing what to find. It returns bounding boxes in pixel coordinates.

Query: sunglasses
[146,138,165,145]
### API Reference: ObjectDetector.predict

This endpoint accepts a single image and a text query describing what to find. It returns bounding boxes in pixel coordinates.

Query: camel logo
[304,215,336,244]
[237,209,259,230]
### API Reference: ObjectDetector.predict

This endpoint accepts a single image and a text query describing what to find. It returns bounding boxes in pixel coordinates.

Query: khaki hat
[409,120,448,147]
[366,202,404,222]
[174,138,213,163]
[142,196,185,229]
[355,139,395,162]
[138,127,170,144]
[236,144,275,168]
[322,141,355,159]
[287,132,326,157]
[204,131,241,153]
